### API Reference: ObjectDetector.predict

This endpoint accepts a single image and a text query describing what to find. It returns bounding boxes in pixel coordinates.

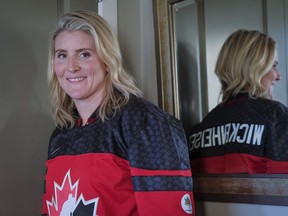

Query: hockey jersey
[189,93,288,174]
[42,96,195,216]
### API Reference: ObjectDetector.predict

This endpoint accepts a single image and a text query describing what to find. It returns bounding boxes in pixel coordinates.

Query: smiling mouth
[67,77,86,82]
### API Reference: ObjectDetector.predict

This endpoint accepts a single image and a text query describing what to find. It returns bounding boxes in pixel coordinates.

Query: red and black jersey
[42,96,195,216]
[189,93,288,174]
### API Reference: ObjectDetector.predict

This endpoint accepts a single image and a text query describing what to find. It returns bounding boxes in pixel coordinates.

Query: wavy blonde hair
[215,29,276,102]
[48,10,142,128]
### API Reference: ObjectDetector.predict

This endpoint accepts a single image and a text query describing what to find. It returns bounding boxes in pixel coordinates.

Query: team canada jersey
[189,94,288,174]
[42,96,195,216]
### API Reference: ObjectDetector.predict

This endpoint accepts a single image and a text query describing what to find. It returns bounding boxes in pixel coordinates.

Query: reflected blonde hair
[48,10,142,128]
[215,29,276,102]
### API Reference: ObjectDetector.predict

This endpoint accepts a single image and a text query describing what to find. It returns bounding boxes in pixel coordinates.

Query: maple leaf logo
[46,169,99,216]
[184,197,192,206]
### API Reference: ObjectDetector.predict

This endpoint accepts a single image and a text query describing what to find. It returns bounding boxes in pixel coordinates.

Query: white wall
[0,1,103,215]
[0,1,56,215]
[118,0,158,105]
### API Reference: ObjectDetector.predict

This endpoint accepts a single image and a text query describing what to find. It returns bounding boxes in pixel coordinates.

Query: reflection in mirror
[153,0,288,207]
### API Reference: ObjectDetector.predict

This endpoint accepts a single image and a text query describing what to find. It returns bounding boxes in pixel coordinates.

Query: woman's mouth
[67,77,86,82]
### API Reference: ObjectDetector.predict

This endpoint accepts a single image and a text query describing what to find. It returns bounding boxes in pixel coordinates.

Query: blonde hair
[48,10,142,128]
[215,29,276,102]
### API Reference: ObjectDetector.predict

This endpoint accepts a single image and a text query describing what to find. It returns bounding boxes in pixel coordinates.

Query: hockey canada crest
[181,193,193,214]
[46,169,99,216]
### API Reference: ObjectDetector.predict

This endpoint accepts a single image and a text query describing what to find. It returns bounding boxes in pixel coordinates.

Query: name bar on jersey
[189,123,265,151]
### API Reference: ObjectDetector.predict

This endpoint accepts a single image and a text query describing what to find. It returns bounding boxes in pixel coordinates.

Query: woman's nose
[67,57,80,73]
[276,69,281,81]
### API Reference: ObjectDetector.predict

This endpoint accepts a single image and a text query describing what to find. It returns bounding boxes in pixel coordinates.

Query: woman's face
[261,51,281,100]
[54,30,107,104]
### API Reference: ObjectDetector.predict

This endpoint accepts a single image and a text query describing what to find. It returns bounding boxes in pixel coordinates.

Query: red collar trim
[76,117,96,127]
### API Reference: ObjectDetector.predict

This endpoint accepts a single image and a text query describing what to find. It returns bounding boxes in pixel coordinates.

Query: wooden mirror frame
[153,0,180,118]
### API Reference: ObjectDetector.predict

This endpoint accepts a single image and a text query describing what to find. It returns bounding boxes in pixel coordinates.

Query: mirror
[153,0,288,206]
[153,0,208,136]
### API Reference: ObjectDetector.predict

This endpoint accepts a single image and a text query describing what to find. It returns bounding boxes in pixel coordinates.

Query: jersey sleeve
[127,111,195,215]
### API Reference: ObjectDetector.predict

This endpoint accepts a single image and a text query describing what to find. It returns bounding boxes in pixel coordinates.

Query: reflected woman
[189,29,288,174]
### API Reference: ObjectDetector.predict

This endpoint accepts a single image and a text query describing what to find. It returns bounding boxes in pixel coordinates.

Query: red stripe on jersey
[130,167,192,177]
[266,159,288,173]
[191,153,288,173]
[191,153,266,173]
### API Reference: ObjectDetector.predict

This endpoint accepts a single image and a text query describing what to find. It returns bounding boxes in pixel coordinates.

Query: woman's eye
[56,53,66,59]
[273,61,279,68]
[80,52,91,58]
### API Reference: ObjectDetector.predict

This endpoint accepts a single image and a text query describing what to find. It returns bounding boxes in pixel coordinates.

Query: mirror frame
[193,173,288,205]
[153,0,179,118]
[153,0,288,206]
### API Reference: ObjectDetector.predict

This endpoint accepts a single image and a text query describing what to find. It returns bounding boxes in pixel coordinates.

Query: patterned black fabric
[48,96,192,191]
[132,176,193,192]
[189,94,288,161]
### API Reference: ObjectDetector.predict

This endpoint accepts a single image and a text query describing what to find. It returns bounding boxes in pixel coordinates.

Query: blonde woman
[42,10,194,216]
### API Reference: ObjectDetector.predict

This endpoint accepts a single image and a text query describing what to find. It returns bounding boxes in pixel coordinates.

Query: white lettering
[194,132,202,149]
[204,128,213,147]
[189,134,197,151]
[252,125,265,145]
[212,126,221,146]
[246,124,254,144]
[229,123,240,142]
[236,124,249,143]
[189,123,265,150]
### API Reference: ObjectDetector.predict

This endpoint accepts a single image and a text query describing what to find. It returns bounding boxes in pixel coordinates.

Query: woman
[42,10,194,216]
[189,29,288,174]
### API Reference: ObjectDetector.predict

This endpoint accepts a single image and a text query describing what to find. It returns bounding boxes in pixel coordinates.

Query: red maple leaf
[46,170,79,216]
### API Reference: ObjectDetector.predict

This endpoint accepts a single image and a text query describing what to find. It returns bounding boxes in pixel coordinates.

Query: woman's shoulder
[213,96,288,113]
[121,96,173,118]
[106,95,183,140]
[124,95,166,117]
[110,95,181,127]
[253,97,288,113]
